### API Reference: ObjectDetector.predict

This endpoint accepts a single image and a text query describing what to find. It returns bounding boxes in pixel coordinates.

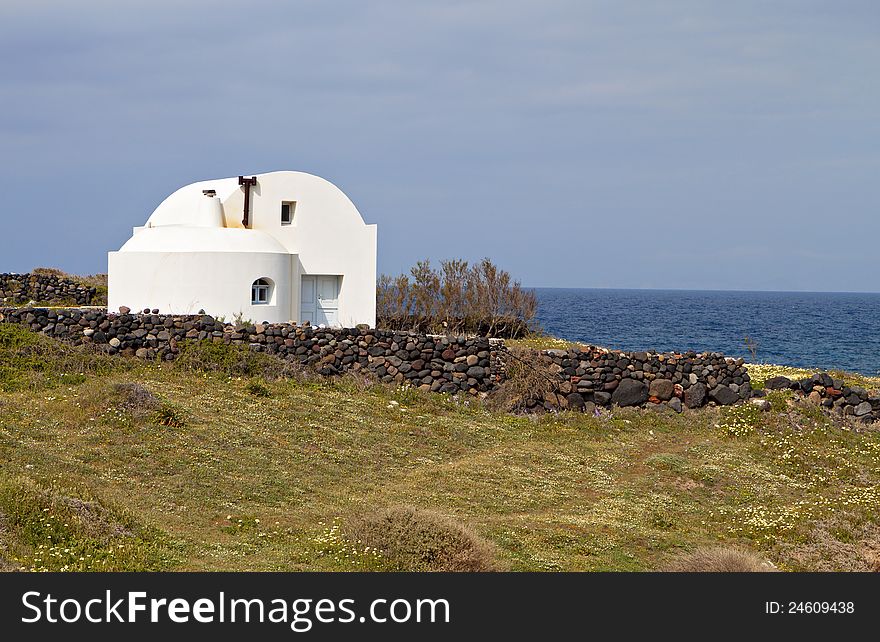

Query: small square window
[281,201,296,225]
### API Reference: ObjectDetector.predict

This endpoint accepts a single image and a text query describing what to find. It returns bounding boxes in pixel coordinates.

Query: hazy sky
[1,1,877,290]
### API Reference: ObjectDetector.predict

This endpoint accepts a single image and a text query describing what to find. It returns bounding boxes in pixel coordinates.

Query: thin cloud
[0,1,877,290]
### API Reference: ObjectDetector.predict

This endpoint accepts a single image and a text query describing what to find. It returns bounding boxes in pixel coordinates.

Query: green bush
[152,403,186,428]
[765,390,791,413]
[0,323,39,349]
[245,380,272,397]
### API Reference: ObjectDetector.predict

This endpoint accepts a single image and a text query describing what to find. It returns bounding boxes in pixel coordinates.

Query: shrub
[246,380,272,397]
[112,382,161,416]
[377,258,538,338]
[663,547,777,572]
[487,346,561,413]
[152,403,186,428]
[345,506,499,572]
[332,371,377,395]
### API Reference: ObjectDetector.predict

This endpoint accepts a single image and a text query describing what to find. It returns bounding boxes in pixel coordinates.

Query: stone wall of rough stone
[0,273,99,306]
[512,347,751,413]
[0,306,753,406]
[6,306,877,427]
[0,307,501,395]
[763,374,880,424]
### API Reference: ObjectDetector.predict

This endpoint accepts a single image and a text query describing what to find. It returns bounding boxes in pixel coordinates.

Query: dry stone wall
[517,347,751,413]
[0,307,500,395]
[763,374,880,424]
[1,306,757,411]
[5,306,874,423]
[0,273,99,306]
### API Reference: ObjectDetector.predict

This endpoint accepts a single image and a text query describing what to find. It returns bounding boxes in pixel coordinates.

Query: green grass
[747,363,880,390]
[0,477,177,571]
[505,334,598,351]
[1,324,879,571]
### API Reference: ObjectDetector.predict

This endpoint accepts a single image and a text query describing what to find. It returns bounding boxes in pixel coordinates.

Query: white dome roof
[147,177,240,228]
[144,171,369,230]
[119,226,288,254]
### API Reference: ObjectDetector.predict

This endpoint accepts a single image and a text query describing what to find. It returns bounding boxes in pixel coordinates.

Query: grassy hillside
[1,324,878,571]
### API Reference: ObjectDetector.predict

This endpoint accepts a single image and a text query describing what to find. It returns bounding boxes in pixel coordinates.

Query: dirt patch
[670,477,705,492]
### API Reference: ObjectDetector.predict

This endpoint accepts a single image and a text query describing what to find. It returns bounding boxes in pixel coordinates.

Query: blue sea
[533,288,880,376]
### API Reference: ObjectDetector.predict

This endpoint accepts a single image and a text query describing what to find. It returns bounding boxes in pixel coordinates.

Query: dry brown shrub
[113,382,161,416]
[30,267,67,278]
[664,547,777,572]
[334,370,378,394]
[377,258,537,338]
[487,346,562,413]
[346,506,499,572]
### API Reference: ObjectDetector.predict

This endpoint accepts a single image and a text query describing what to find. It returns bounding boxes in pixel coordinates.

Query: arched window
[251,278,272,305]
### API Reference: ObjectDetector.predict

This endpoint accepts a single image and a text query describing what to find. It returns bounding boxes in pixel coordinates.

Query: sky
[0,0,877,291]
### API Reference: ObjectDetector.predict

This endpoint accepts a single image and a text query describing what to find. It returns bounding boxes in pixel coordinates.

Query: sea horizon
[532,287,880,376]
[527,285,880,296]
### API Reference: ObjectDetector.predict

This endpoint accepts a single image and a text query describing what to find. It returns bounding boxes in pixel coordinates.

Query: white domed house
[108,171,377,327]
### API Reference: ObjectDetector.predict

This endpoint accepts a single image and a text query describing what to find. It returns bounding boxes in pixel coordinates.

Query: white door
[301,275,340,326]
[316,276,340,326]
[300,275,316,325]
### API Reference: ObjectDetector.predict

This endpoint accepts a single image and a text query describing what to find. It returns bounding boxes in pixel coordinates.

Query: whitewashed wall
[108,251,294,323]
[110,171,377,327]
